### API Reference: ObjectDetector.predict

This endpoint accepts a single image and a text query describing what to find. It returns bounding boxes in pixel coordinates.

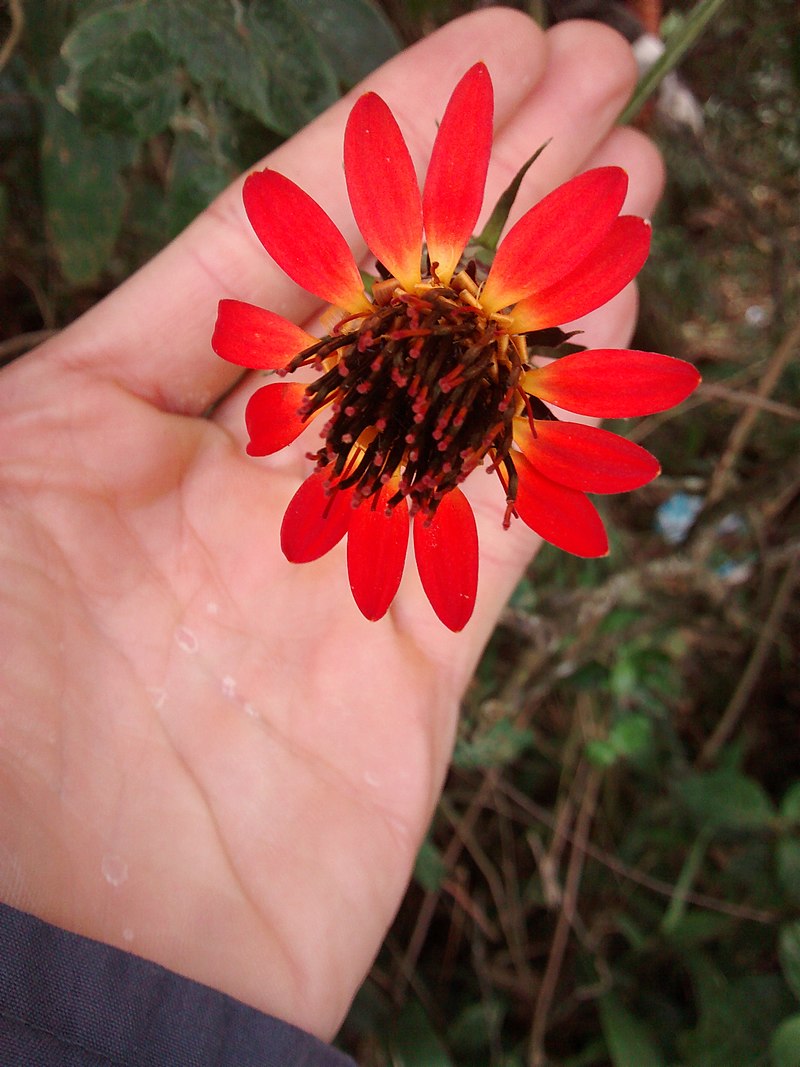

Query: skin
[0,10,664,1041]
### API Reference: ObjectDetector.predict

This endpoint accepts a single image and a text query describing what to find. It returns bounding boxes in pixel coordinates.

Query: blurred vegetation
[1,1,798,1065]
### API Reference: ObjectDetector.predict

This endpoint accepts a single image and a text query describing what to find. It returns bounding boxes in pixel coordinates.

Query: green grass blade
[620,0,731,124]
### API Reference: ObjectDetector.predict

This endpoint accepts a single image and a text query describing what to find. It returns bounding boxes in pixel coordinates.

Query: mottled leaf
[287,0,401,84]
[41,99,135,283]
[67,33,179,138]
[155,0,338,135]
[61,0,340,139]
[454,720,534,770]
[166,130,233,237]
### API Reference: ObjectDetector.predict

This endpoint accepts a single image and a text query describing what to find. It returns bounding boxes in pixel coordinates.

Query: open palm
[0,11,661,1041]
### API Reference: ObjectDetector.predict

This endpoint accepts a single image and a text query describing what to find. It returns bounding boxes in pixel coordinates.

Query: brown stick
[528,763,602,1067]
[707,317,800,505]
[698,554,799,767]
[698,381,800,422]
[0,0,24,72]
[495,780,777,925]
[392,769,498,1002]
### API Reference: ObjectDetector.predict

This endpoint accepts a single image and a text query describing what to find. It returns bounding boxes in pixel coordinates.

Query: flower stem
[619,0,731,125]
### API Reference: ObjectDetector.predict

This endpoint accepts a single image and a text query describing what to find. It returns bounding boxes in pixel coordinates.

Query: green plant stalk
[619,0,731,124]
[660,827,713,935]
[472,140,550,254]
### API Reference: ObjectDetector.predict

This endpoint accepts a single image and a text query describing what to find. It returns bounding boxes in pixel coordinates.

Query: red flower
[213,64,700,631]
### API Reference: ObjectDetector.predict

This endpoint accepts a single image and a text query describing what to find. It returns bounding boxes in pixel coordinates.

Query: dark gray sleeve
[0,902,356,1066]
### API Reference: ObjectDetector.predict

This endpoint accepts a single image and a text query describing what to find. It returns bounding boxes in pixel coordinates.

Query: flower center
[287,271,529,516]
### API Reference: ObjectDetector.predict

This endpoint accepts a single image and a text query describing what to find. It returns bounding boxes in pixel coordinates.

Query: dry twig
[698,381,800,422]
[707,316,800,505]
[392,769,499,1002]
[698,553,799,766]
[528,760,601,1067]
[498,780,777,925]
[0,0,23,72]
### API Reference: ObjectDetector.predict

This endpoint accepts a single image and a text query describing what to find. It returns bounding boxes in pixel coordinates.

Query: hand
[0,10,662,1040]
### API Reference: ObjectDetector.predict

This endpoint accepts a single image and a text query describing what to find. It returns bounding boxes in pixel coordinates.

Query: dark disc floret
[286,272,535,517]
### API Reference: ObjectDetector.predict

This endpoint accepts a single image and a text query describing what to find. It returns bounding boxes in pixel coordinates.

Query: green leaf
[676,769,775,832]
[599,994,665,1067]
[585,739,619,768]
[413,837,447,893]
[609,655,639,699]
[599,607,642,634]
[771,1015,800,1067]
[780,922,800,1002]
[585,716,653,768]
[777,839,800,905]
[287,0,401,85]
[781,783,800,824]
[66,33,179,138]
[679,959,792,1067]
[608,715,653,757]
[453,720,534,769]
[61,0,341,139]
[41,99,136,284]
[60,1,145,71]
[156,0,339,136]
[662,910,732,949]
[390,1001,454,1067]
[165,130,233,238]
[447,1000,504,1055]
[571,661,609,691]
[558,1039,608,1067]
[342,978,391,1038]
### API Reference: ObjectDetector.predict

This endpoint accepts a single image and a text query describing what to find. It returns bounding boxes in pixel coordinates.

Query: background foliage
[1,1,798,1064]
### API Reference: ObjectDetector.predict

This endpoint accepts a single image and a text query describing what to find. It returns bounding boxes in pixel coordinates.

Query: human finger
[485,21,640,220]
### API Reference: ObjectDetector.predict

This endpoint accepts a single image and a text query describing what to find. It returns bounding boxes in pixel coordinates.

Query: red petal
[344,93,422,292]
[515,420,660,493]
[523,350,702,417]
[244,382,310,456]
[510,216,651,332]
[243,170,368,315]
[346,484,410,621]
[281,470,354,563]
[423,63,493,285]
[481,167,628,315]
[212,299,317,370]
[413,488,478,631]
[513,452,608,557]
